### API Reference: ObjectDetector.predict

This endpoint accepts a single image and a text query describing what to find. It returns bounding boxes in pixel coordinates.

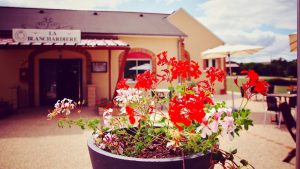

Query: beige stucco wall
[167,8,226,94]
[88,50,109,100]
[113,35,180,94]
[0,49,32,107]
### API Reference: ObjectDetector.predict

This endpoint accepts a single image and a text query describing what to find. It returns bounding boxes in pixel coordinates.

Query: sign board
[12,29,81,43]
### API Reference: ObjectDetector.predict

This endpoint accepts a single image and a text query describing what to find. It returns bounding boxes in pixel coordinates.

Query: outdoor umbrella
[289,32,297,52]
[226,63,240,68]
[202,44,263,109]
[129,63,151,70]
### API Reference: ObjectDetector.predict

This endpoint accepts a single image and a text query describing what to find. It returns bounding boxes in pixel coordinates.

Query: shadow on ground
[0,107,100,138]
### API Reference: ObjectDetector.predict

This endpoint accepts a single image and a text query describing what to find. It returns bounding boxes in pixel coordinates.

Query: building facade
[0,7,225,108]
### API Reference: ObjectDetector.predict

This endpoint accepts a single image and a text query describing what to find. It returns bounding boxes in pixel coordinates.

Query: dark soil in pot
[88,136,213,169]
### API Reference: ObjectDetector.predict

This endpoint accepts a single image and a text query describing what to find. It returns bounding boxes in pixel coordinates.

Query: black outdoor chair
[264,96,281,127]
[288,96,297,108]
[267,85,274,94]
[279,102,296,163]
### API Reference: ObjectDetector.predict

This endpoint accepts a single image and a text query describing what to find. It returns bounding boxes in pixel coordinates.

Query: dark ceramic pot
[87,136,213,169]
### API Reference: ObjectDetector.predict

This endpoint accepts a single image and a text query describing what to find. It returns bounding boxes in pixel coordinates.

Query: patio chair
[279,102,296,163]
[288,96,297,108]
[264,96,281,127]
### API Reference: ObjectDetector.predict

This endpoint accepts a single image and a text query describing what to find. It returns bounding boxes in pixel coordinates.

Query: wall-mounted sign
[12,29,81,43]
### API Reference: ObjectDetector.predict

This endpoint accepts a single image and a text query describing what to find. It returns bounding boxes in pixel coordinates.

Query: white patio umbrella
[289,32,297,52]
[202,44,263,109]
[226,63,240,68]
[129,63,151,70]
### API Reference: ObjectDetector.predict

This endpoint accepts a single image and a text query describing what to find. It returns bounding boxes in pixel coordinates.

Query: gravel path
[0,95,296,169]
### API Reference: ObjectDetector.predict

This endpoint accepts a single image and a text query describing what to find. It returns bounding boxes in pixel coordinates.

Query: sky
[0,0,297,63]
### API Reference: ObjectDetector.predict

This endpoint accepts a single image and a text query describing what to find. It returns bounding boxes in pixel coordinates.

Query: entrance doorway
[40,59,82,106]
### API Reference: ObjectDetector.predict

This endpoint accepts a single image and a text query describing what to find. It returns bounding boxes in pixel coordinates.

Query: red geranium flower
[157,51,169,66]
[135,70,158,91]
[126,106,136,124]
[168,91,212,130]
[117,78,129,89]
[254,79,269,96]
[239,70,269,99]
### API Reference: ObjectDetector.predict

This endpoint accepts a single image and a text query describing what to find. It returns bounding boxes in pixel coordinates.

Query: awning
[0,38,130,49]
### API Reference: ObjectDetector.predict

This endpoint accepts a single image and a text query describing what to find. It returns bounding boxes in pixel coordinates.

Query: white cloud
[155,0,182,5]
[197,0,297,63]
[198,0,296,30]
[0,0,133,10]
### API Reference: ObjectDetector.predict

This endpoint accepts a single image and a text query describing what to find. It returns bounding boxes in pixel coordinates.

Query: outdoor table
[267,93,297,103]
[152,89,171,99]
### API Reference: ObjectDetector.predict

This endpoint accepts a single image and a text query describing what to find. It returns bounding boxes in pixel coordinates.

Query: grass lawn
[226,76,292,93]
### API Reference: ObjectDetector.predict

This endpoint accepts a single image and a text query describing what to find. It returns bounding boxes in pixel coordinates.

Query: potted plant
[96,98,114,116]
[47,51,269,169]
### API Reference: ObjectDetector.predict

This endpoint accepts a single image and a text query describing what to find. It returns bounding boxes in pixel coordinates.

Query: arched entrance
[28,48,92,106]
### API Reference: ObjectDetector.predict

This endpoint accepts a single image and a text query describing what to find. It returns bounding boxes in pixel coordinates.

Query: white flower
[103,108,113,116]
[196,118,220,138]
[115,88,142,106]
[64,102,70,108]
[166,140,177,148]
[226,108,232,116]
[209,120,219,133]
[196,120,212,138]
[199,125,212,138]
[220,116,236,141]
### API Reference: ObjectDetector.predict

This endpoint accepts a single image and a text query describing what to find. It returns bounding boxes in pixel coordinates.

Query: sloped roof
[0,6,186,37]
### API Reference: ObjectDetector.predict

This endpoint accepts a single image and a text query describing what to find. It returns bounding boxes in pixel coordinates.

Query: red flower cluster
[157,51,168,66]
[168,91,213,130]
[157,51,202,82]
[237,70,269,99]
[206,67,225,84]
[203,67,226,93]
[135,70,158,91]
[170,60,202,80]
[117,79,129,89]
[126,106,136,124]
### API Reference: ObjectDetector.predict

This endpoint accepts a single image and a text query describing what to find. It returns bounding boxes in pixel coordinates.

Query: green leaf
[159,117,167,123]
[154,128,161,134]
[135,142,144,153]
[168,86,174,92]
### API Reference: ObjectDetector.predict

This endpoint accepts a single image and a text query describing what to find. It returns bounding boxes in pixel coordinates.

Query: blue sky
[0,0,297,63]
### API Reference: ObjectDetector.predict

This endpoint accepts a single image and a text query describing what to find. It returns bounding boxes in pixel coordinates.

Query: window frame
[123,58,152,83]
[207,59,218,68]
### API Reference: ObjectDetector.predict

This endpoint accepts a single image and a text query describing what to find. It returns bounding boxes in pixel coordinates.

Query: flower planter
[87,136,213,169]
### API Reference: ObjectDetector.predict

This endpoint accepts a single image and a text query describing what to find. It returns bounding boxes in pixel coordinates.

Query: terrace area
[0,93,296,169]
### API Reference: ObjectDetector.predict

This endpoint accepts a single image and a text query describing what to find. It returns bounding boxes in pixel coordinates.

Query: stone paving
[0,94,296,169]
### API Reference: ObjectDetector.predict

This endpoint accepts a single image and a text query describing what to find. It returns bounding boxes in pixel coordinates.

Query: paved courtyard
[0,93,296,169]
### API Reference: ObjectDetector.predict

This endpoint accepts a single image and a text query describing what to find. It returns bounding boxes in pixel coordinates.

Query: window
[124,59,151,81]
[206,59,217,68]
